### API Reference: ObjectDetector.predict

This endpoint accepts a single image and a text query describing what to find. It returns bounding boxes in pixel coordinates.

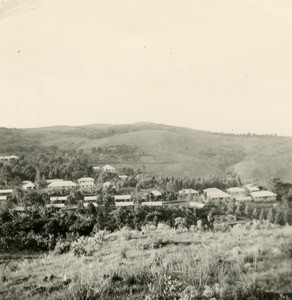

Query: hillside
[1,123,292,184]
[1,225,292,300]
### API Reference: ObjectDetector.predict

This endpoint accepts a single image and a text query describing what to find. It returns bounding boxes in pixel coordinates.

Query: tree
[244,204,251,217]
[267,208,274,223]
[235,202,242,215]
[259,208,265,221]
[252,207,258,219]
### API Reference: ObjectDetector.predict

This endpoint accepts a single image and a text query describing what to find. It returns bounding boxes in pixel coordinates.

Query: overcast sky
[0,0,291,135]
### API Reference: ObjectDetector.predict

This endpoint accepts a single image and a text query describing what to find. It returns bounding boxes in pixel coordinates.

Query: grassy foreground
[0,223,292,300]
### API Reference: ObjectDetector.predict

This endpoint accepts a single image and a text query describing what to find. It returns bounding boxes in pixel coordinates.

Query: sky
[0,0,292,136]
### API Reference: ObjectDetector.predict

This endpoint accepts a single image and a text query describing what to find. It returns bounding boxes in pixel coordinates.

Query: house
[103,181,115,189]
[203,188,232,202]
[250,191,277,202]
[46,196,69,208]
[189,202,206,209]
[0,196,7,206]
[22,181,35,190]
[226,187,246,197]
[142,201,163,206]
[102,165,116,173]
[46,179,64,184]
[0,189,13,196]
[118,175,128,180]
[114,195,133,206]
[150,190,162,198]
[236,196,253,202]
[77,177,95,187]
[179,189,199,200]
[0,155,19,161]
[245,184,260,193]
[47,180,77,189]
[83,196,98,207]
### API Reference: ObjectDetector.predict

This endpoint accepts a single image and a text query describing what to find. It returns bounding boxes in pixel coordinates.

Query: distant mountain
[1,123,292,184]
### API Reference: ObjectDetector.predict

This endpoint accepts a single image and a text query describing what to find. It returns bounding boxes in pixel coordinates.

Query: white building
[189,202,206,208]
[46,179,64,184]
[47,196,69,208]
[0,189,13,196]
[203,188,232,202]
[245,184,260,193]
[118,175,128,180]
[142,201,163,206]
[83,196,98,207]
[250,191,277,202]
[22,181,35,190]
[0,155,19,161]
[47,180,76,189]
[77,177,95,187]
[226,187,246,197]
[114,195,133,206]
[179,189,199,200]
[102,165,116,173]
[150,190,162,197]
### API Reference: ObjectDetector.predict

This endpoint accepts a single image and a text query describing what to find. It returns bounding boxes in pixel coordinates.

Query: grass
[0,224,292,299]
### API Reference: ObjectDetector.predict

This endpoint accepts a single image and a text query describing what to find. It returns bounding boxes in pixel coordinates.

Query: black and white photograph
[0,0,292,299]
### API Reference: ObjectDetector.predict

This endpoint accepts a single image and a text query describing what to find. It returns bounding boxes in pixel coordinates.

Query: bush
[53,241,71,255]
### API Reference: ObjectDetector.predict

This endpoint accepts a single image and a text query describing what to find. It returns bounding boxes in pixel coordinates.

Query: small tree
[267,208,274,223]
[259,208,265,222]
[252,207,258,219]
[244,204,251,217]
[235,202,242,215]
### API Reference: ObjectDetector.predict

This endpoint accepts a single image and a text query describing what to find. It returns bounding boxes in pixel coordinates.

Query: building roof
[226,187,246,193]
[23,182,35,190]
[245,184,260,192]
[46,179,64,184]
[102,164,116,170]
[77,177,94,182]
[114,195,132,201]
[250,191,277,198]
[179,188,199,195]
[50,196,68,201]
[151,190,162,197]
[22,180,33,185]
[0,196,7,201]
[84,196,98,201]
[204,188,231,199]
[118,175,128,180]
[142,201,163,206]
[0,189,13,194]
[189,202,206,208]
[47,181,76,188]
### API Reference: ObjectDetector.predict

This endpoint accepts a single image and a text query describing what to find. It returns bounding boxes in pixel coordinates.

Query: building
[142,201,163,206]
[114,195,133,206]
[46,196,69,208]
[0,189,13,196]
[77,177,95,188]
[83,196,98,207]
[226,187,246,198]
[150,190,162,198]
[245,184,260,193]
[102,164,116,173]
[46,179,64,184]
[203,188,232,202]
[179,189,199,200]
[250,191,277,202]
[93,166,101,171]
[0,196,7,206]
[189,202,206,209]
[118,175,128,180]
[22,181,35,190]
[47,180,77,189]
[236,196,253,202]
[0,155,19,161]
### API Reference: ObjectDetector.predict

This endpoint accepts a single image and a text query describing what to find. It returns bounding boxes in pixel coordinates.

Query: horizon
[1,121,291,137]
[0,0,292,136]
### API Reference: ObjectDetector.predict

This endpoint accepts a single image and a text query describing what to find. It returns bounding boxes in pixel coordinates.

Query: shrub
[53,241,71,255]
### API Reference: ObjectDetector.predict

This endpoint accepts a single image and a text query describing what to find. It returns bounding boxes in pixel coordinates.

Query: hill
[1,225,292,299]
[1,123,292,184]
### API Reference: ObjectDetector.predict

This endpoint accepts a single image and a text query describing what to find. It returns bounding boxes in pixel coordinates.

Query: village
[0,156,279,225]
